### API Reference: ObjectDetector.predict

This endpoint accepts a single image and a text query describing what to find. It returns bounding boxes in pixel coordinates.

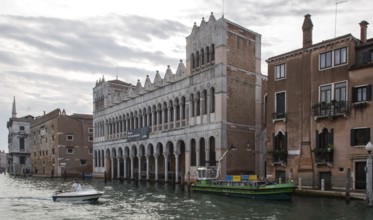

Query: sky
[0,0,372,152]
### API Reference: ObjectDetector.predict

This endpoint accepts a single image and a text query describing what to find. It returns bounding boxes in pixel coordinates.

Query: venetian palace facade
[92,13,267,182]
[266,15,373,190]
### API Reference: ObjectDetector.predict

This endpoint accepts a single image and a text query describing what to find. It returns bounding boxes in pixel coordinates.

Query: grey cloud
[0,14,186,75]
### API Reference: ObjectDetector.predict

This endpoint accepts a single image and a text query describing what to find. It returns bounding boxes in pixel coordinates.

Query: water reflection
[0,175,372,220]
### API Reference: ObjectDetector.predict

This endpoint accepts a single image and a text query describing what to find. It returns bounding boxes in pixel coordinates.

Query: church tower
[12,96,17,118]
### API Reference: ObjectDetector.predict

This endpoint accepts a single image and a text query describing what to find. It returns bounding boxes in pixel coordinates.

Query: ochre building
[266,15,373,190]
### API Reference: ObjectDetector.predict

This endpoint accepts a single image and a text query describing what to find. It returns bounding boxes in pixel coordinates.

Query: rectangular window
[88,136,93,142]
[88,128,93,133]
[20,126,25,131]
[351,128,371,146]
[274,63,286,80]
[334,47,347,66]
[67,148,74,154]
[319,47,348,69]
[19,138,25,151]
[89,148,93,154]
[66,135,74,141]
[319,82,347,103]
[80,160,87,166]
[52,149,55,155]
[352,85,372,102]
[20,156,25,165]
[276,92,285,113]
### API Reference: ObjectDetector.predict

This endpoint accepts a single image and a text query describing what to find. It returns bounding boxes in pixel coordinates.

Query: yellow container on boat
[249,175,258,181]
[233,175,241,182]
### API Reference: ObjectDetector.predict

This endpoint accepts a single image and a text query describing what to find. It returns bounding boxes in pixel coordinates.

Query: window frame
[352,85,372,102]
[67,148,74,154]
[319,47,348,70]
[274,63,286,80]
[351,127,371,146]
[66,134,74,141]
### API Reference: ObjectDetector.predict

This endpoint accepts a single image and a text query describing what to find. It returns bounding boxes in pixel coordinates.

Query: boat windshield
[197,167,217,180]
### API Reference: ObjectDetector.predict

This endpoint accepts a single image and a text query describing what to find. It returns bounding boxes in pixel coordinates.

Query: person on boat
[71,179,82,191]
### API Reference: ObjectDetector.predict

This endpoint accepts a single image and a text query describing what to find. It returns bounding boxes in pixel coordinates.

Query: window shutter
[350,129,356,146]
[329,128,334,145]
[352,87,357,102]
[363,51,370,64]
[367,85,372,101]
[315,130,320,148]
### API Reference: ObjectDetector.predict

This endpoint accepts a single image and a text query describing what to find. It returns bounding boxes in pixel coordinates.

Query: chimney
[359,20,369,43]
[302,14,313,48]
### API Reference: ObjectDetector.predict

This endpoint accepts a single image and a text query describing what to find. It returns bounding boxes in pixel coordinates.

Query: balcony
[313,101,351,120]
[271,148,288,165]
[313,146,334,165]
[272,112,286,123]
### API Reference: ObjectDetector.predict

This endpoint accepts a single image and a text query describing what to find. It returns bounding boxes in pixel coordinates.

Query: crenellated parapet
[93,60,186,111]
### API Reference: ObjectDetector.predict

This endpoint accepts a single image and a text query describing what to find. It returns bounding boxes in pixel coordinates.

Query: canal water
[0,174,372,220]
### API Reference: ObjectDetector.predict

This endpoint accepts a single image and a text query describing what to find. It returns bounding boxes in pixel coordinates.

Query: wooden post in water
[346,168,351,204]
[64,170,67,181]
[51,168,54,179]
[104,171,107,184]
[82,171,85,181]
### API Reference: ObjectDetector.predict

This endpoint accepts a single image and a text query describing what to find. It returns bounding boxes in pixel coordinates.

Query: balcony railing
[313,101,351,119]
[272,148,288,164]
[313,147,334,164]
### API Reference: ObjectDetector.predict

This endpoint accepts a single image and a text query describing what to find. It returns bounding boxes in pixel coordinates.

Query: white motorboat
[52,182,103,202]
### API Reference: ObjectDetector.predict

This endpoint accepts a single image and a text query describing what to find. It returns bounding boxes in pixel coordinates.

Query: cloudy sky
[0,0,372,152]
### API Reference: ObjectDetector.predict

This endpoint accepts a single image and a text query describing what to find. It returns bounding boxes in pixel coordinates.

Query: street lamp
[366,141,373,207]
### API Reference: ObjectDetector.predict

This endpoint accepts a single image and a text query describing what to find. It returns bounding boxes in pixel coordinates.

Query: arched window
[196,92,201,116]
[201,48,205,65]
[191,53,195,69]
[191,139,196,166]
[190,94,195,117]
[209,137,216,166]
[196,51,200,67]
[203,90,207,115]
[199,138,206,166]
[211,44,215,61]
[181,96,186,120]
[206,46,210,63]
[210,87,215,113]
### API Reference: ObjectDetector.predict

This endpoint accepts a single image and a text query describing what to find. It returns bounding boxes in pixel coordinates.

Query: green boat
[191,145,296,201]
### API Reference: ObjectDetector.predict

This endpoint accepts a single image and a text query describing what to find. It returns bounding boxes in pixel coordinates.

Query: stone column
[130,156,134,179]
[168,106,171,129]
[152,110,156,131]
[138,157,142,180]
[173,104,177,128]
[175,153,179,183]
[111,157,114,179]
[207,90,211,123]
[161,108,165,130]
[164,154,169,182]
[123,157,127,179]
[155,155,159,181]
[157,109,161,130]
[146,156,150,180]
[196,149,200,168]
[117,157,121,178]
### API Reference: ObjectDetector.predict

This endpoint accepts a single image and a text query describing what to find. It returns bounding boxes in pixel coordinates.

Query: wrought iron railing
[272,148,288,163]
[313,101,351,118]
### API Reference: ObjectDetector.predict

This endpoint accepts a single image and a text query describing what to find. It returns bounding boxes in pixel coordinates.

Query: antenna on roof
[335,0,348,37]
[222,0,224,18]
